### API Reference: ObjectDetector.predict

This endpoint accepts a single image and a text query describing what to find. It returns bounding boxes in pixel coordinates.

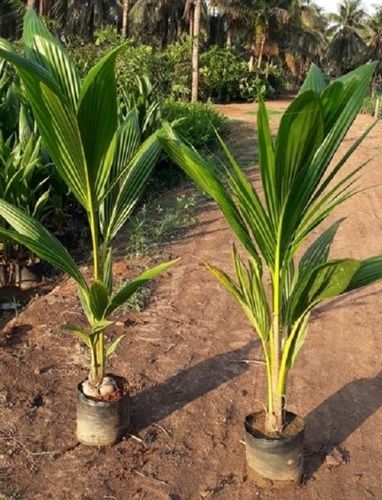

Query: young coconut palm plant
[0,12,177,445]
[159,63,382,482]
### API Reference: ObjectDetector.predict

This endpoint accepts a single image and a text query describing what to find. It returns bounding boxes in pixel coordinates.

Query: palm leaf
[343,256,382,292]
[0,199,87,290]
[106,259,179,315]
[298,63,327,95]
[77,45,124,204]
[23,10,80,108]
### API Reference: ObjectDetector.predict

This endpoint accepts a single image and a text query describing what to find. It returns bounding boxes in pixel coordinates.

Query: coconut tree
[0,10,177,392]
[284,1,328,80]
[129,0,187,47]
[159,62,382,436]
[365,6,382,77]
[327,0,368,74]
[247,0,293,72]
[209,0,251,47]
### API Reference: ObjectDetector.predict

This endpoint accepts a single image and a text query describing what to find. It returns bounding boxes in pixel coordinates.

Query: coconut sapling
[159,62,382,481]
[0,11,177,441]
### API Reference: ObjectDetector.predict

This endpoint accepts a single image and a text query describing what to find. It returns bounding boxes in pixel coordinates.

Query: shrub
[163,100,226,148]
[69,40,286,105]
[199,47,286,102]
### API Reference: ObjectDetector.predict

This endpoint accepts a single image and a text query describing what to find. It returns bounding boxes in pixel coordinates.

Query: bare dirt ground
[0,101,381,499]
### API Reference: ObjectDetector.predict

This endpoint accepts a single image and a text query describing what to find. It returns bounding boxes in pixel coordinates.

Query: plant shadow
[304,370,382,481]
[130,339,259,432]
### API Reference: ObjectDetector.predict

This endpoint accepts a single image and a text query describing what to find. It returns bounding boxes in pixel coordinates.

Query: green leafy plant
[164,100,226,149]
[0,11,177,389]
[119,74,163,138]
[159,62,382,434]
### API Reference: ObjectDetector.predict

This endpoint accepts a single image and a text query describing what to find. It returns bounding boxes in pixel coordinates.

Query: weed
[125,193,197,259]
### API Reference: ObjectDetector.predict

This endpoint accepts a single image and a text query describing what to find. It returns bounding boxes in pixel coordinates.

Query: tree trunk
[209,15,218,45]
[27,0,36,11]
[189,9,194,38]
[161,15,169,48]
[248,43,256,72]
[226,25,233,48]
[87,4,95,42]
[122,0,130,38]
[191,0,202,103]
[257,35,266,71]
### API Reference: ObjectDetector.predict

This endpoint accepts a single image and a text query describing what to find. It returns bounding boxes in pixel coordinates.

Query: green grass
[115,191,198,312]
[125,193,197,259]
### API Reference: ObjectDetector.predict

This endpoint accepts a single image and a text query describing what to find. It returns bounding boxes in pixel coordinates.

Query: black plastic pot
[76,375,130,446]
[244,410,305,485]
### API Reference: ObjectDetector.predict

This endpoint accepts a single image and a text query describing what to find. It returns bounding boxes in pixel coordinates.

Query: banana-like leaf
[77,45,123,204]
[104,132,162,242]
[290,259,360,322]
[275,91,324,208]
[0,199,87,290]
[36,84,88,206]
[100,110,142,236]
[298,220,344,278]
[320,82,347,134]
[23,10,80,109]
[0,42,88,206]
[284,63,376,262]
[232,246,270,339]
[106,259,179,315]
[285,220,344,322]
[298,63,326,95]
[343,256,382,293]
[89,280,110,320]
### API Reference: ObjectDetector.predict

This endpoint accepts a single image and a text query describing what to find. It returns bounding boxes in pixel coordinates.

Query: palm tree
[210,0,251,47]
[284,1,328,80]
[327,0,368,74]
[129,0,186,48]
[365,6,382,77]
[247,0,292,72]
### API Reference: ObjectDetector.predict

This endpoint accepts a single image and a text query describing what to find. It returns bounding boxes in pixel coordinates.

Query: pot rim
[77,373,128,408]
[244,409,305,445]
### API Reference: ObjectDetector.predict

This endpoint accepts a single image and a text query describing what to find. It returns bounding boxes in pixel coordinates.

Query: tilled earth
[0,102,381,499]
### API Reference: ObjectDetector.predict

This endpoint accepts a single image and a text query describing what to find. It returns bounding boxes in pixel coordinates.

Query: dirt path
[0,102,381,499]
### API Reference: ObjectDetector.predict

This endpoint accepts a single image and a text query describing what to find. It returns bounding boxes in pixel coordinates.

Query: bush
[69,39,286,105]
[163,100,226,148]
[199,47,286,102]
